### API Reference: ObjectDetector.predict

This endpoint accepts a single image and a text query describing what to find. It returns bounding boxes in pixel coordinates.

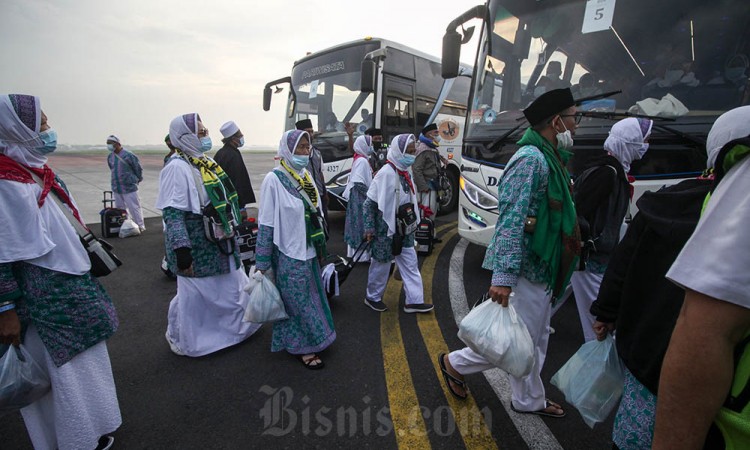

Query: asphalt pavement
[2,151,615,449]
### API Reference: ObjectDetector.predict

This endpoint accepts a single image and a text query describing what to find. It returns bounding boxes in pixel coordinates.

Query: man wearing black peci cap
[365,127,387,172]
[439,88,581,418]
[295,119,329,228]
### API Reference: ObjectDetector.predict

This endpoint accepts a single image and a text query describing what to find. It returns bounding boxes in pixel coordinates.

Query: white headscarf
[603,117,653,173]
[387,134,416,171]
[0,94,90,274]
[0,94,48,168]
[353,134,372,157]
[278,129,310,174]
[169,113,204,158]
[706,105,750,169]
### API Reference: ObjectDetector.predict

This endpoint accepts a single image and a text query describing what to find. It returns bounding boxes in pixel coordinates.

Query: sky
[1,0,482,147]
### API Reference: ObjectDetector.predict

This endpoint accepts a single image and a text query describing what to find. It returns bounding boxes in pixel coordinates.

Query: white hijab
[277,129,310,175]
[0,94,90,274]
[603,117,653,173]
[169,113,204,158]
[367,133,419,236]
[706,105,750,169]
[344,135,373,199]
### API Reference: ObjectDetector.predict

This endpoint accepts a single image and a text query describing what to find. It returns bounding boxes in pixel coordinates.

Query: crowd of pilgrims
[1,89,749,449]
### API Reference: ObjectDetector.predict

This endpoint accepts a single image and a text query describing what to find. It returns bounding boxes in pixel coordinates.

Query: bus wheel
[438,169,459,215]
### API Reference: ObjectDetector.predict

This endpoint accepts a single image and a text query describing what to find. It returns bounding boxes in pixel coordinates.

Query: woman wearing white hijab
[343,134,374,262]
[156,113,260,357]
[362,134,433,313]
[256,129,336,370]
[571,117,652,342]
[0,94,121,450]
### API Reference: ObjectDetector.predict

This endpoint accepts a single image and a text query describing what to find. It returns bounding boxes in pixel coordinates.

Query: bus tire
[438,168,459,215]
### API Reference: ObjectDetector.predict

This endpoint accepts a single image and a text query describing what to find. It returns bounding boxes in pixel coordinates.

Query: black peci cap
[523,88,575,126]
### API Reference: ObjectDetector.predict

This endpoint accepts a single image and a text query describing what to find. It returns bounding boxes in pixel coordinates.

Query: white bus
[442,0,750,246]
[263,37,472,213]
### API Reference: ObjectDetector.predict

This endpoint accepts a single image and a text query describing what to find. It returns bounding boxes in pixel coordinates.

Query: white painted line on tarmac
[448,237,563,450]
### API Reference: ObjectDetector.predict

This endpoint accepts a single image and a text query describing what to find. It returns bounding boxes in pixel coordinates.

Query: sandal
[510,399,566,418]
[300,354,325,370]
[438,353,468,399]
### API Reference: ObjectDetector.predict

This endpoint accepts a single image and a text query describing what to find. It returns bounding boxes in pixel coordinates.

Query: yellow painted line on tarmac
[382,277,432,447]
[417,225,498,449]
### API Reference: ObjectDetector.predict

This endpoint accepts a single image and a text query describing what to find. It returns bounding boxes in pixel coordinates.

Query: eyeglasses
[560,114,583,125]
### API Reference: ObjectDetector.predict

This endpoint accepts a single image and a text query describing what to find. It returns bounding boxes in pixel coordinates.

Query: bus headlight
[459,176,498,211]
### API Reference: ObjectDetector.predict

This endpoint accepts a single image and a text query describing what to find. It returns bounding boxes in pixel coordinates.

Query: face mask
[554,119,574,151]
[434,135,441,143]
[400,154,416,167]
[36,129,58,154]
[107,143,115,152]
[200,136,212,153]
[237,137,245,148]
[291,155,309,170]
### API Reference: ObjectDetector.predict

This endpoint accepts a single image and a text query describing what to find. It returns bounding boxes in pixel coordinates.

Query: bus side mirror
[361,59,377,93]
[263,87,272,111]
[442,30,462,79]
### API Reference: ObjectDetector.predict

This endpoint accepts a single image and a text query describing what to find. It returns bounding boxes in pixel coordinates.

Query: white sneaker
[139,226,146,232]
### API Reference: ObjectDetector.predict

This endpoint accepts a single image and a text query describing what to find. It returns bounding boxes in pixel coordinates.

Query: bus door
[383,76,416,140]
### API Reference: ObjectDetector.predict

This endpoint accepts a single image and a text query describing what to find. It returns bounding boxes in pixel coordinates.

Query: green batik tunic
[162,207,240,277]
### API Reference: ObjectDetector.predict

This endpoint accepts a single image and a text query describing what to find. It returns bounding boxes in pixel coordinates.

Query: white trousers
[570,269,604,342]
[20,326,121,450]
[419,190,438,217]
[366,246,424,305]
[448,277,552,411]
[114,191,144,228]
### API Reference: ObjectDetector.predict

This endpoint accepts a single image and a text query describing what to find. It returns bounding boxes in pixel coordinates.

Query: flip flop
[438,353,468,400]
[510,400,566,418]
[300,354,325,370]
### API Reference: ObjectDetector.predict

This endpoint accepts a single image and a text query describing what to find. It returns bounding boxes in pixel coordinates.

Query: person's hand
[364,232,374,242]
[175,247,193,276]
[0,309,22,347]
[593,320,615,341]
[488,285,512,307]
[344,122,355,136]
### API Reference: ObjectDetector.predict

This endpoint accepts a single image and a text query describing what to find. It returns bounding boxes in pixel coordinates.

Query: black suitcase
[100,191,127,238]
[236,218,259,273]
[415,217,435,255]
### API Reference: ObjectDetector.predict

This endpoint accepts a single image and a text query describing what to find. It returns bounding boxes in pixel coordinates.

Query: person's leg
[428,189,438,216]
[441,347,496,398]
[395,246,424,305]
[571,270,604,342]
[508,277,555,413]
[366,259,391,302]
[123,191,145,229]
[112,192,126,210]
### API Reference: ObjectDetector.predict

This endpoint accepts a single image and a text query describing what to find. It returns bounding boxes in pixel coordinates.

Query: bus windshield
[287,42,379,162]
[467,0,750,173]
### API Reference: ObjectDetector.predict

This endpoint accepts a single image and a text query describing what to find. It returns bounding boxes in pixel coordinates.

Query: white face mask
[554,118,574,151]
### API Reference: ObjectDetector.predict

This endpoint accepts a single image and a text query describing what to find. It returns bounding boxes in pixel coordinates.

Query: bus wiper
[578,111,706,147]
[488,116,528,149]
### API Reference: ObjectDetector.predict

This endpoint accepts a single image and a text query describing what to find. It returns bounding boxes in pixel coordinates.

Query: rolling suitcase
[236,218,259,273]
[100,191,127,238]
[415,217,435,255]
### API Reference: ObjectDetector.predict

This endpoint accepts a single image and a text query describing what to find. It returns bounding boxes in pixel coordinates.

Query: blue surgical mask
[291,155,309,170]
[200,136,212,153]
[36,129,58,154]
[238,137,245,148]
[107,143,115,152]
[400,154,416,167]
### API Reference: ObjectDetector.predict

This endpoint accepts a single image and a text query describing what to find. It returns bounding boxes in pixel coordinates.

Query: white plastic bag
[243,270,288,323]
[457,300,534,378]
[551,335,625,428]
[118,219,141,238]
[0,344,51,416]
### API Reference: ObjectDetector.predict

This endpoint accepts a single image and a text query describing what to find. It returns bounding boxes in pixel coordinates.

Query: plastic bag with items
[118,219,141,238]
[551,335,625,428]
[0,344,51,416]
[457,298,534,378]
[243,268,288,323]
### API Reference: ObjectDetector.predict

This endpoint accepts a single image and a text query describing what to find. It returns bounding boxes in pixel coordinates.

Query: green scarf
[274,166,327,259]
[516,128,580,298]
[177,149,240,235]
[702,141,750,213]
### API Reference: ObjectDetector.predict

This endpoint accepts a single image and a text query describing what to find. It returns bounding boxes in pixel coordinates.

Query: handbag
[395,203,419,236]
[25,170,122,277]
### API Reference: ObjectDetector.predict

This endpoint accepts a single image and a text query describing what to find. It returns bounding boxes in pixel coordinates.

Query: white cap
[106,135,120,144]
[220,121,240,139]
